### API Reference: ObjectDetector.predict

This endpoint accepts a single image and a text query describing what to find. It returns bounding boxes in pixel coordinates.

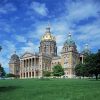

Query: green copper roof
[64,33,75,46]
[82,44,91,54]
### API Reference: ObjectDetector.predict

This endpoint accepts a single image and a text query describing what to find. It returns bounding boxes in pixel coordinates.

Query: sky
[0,0,100,73]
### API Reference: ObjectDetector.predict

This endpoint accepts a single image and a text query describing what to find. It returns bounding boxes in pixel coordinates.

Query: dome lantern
[45,27,50,33]
[64,33,75,46]
[41,25,55,41]
[82,44,91,54]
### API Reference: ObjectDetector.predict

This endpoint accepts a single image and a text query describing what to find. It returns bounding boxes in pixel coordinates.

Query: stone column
[39,56,43,78]
[28,59,30,78]
[31,58,33,78]
[24,60,26,78]
[22,60,24,78]
[34,58,36,78]
[20,60,22,79]
[26,59,27,78]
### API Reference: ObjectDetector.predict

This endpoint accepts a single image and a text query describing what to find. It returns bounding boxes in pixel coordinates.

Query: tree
[0,64,6,77]
[84,50,100,80]
[75,63,89,78]
[75,50,100,80]
[52,64,64,77]
[43,71,51,77]
[6,73,16,77]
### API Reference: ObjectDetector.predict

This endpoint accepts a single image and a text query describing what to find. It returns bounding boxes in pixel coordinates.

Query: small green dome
[82,44,91,54]
[64,33,75,46]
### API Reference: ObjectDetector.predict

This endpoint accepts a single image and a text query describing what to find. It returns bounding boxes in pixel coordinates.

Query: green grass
[0,78,100,100]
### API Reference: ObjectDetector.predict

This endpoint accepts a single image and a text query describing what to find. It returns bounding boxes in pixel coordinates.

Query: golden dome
[41,27,55,41]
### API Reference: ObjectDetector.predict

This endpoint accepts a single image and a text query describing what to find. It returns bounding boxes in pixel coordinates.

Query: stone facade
[61,34,79,78]
[9,54,20,76]
[9,26,87,78]
[39,27,57,57]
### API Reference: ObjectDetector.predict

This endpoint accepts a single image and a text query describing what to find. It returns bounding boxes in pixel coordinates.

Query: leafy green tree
[84,50,100,80]
[43,71,51,77]
[75,63,89,78]
[6,73,16,77]
[52,64,64,77]
[0,64,6,77]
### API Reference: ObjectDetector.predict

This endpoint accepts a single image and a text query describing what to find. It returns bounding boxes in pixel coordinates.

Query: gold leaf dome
[41,27,55,41]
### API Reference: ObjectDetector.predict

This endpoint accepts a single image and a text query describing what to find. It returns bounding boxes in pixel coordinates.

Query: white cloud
[0,21,15,33]
[15,35,27,42]
[19,41,39,55]
[30,1,48,16]
[2,40,16,55]
[0,40,16,69]
[27,22,47,39]
[65,0,100,22]
[0,3,17,14]
[75,21,100,42]
[57,45,63,55]
[56,35,65,44]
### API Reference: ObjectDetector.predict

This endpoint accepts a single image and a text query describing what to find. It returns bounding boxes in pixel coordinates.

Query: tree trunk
[95,74,98,80]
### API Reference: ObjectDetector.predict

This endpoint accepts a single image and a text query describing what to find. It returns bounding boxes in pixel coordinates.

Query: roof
[82,44,91,54]
[9,54,20,63]
[41,26,55,41]
[64,33,75,46]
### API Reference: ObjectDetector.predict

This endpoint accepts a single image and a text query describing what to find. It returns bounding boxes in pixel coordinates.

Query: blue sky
[0,0,100,73]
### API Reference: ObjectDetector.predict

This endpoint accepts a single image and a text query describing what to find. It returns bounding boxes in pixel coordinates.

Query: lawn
[0,78,100,100]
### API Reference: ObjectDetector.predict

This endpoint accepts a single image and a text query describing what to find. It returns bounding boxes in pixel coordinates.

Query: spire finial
[85,44,89,50]
[46,21,51,33]
[83,43,91,54]
[68,32,71,37]
[67,32,71,39]
[47,20,50,28]
[14,51,16,54]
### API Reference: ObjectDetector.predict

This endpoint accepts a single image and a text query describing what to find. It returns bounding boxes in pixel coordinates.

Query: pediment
[21,52,34,58]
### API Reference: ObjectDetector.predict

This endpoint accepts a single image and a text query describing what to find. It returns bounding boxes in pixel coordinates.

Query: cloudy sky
[0,0,100,73]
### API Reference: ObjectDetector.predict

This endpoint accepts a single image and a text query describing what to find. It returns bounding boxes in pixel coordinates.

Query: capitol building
[9,25,89,78]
